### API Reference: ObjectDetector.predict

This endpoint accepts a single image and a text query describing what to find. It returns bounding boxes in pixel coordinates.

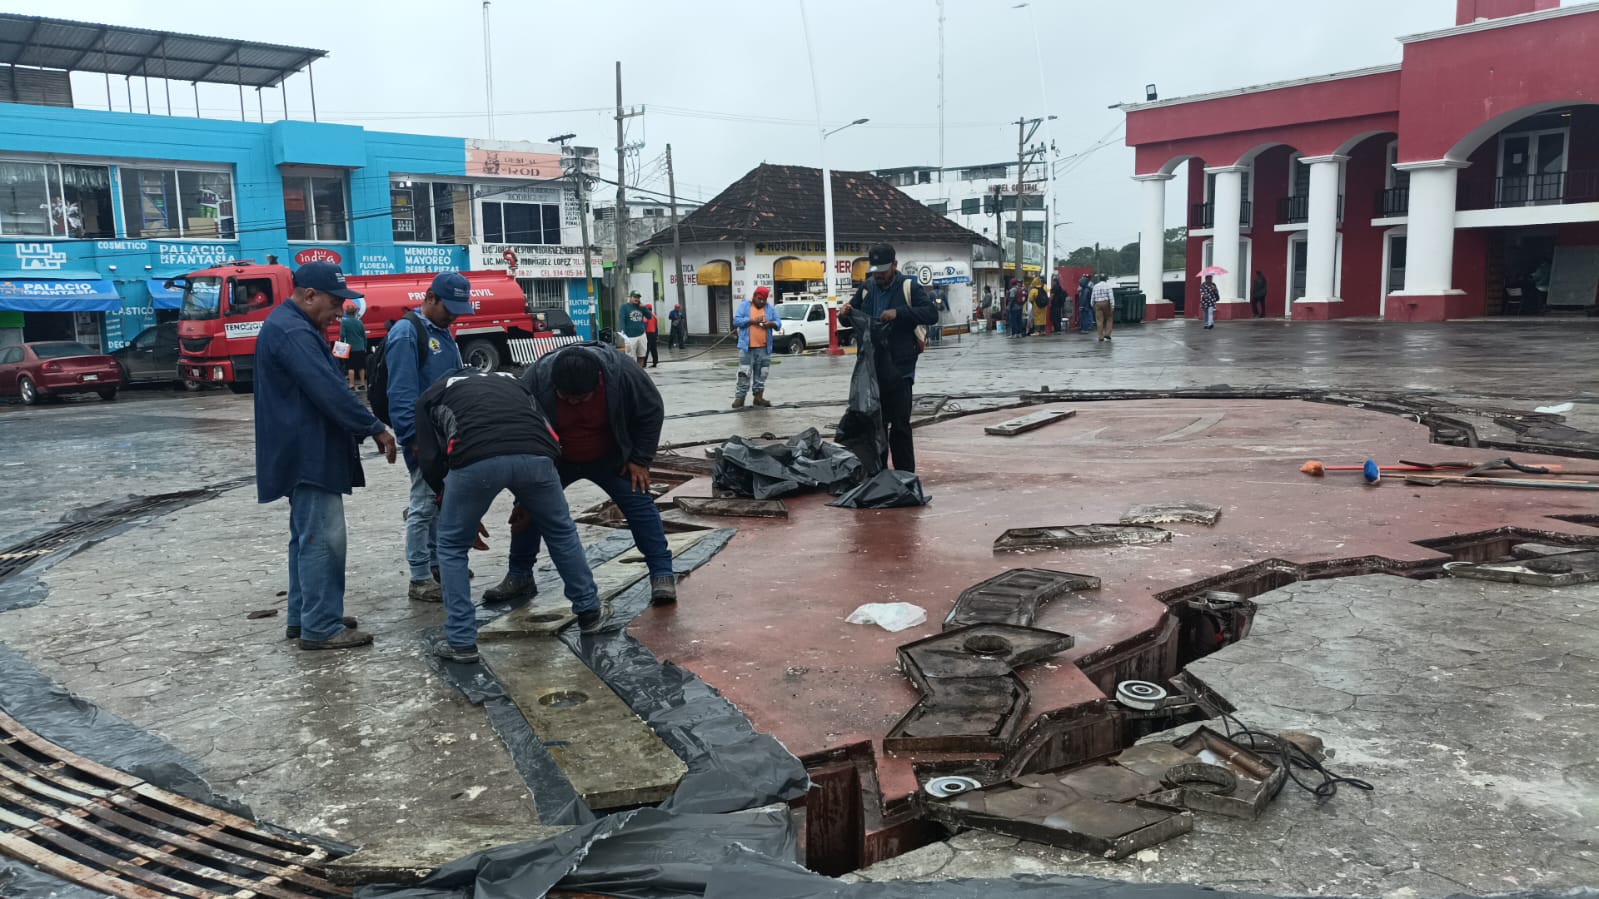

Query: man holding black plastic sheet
[839,243,939,473]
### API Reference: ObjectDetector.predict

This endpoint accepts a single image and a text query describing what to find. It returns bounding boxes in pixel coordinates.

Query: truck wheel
[462,339,502,372]
[785,335,806,355]
[227,381,253,395]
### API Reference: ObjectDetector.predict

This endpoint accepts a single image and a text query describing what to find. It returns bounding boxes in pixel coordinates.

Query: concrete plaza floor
[2,318,1598,895]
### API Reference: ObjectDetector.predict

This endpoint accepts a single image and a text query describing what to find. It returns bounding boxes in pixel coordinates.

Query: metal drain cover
[1116,680,1169,710]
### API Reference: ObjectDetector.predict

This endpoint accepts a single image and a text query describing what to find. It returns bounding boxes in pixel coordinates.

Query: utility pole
[1012,116,1046,290]
[554,136,597,339]
[613,62,627,333]
[666,143,686,324]
[992,184,1005,273]
[481,1,495,139]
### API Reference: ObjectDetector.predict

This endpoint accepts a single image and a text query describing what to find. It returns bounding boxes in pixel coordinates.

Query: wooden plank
[0,831,179,898]
[673,496,788,519]
[108,794,324,866]
[480,640,687,810]
[0,739,118,799]
[0,710,142,788]
[1405,474,1599,491]
[985,409,1076,437]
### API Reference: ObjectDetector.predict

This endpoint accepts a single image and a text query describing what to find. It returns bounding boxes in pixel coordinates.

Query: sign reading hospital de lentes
[466,143,563,180]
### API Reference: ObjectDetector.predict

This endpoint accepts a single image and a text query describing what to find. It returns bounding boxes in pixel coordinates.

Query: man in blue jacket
[254,262,398,651]
[384,272,468,603]
[732,285,781,409]
[840,244,938,472]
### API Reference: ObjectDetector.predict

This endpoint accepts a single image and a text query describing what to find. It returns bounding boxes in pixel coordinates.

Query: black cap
[293,261,362,300]
[866,243,896,274]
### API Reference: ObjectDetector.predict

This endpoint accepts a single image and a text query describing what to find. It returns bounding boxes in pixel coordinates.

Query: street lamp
[820,117,869,305]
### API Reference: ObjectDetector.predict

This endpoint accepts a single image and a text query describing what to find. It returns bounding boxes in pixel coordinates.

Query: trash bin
[1114,289,1146,324]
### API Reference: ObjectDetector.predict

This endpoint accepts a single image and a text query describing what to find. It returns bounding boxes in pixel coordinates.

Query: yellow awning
[772,258,825,281]
[850,258,869,282]
[697,261,731,287]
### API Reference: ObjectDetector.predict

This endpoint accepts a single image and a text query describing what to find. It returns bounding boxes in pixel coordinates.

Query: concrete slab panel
[324,823,571,885]
[480,639,687,810]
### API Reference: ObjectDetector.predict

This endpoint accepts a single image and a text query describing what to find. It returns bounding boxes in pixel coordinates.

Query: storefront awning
[772,258,825,282]
[697,261,731,287]
[850,259,869,283]
[147,278,185,310]
[0,277,121,312]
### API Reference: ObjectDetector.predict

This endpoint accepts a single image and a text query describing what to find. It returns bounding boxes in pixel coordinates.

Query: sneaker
[576,601,613,634]
[433,641,480,664]
[650,575,678,606]
[431,565,475,581]
[408,579,443,603]
[285,616,357,640]
[298,627,374,651]
[482,574,539,604]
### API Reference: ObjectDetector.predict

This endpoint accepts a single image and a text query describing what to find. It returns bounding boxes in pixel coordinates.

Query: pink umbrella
[1196,265,1228,278]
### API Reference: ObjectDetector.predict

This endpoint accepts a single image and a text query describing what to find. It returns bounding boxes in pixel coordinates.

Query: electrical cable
[1219,711,1374,804]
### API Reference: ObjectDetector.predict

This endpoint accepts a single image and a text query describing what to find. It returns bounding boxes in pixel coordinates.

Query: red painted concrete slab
[633,400,1599,806]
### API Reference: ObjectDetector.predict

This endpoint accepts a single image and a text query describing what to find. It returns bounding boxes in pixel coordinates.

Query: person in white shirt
[1090,275,1117,342]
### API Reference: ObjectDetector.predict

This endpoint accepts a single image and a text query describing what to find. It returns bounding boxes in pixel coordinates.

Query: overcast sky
[16,0,1534,248]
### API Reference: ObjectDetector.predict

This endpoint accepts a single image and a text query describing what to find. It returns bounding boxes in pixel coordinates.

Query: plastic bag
[845,602,927,633]
[834,308,887,476]
[712,429,862,500]
[829,469,930,510]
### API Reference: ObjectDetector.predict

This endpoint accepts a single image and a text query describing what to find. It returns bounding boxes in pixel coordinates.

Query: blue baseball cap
[428,272,474,315]
[293,261,362,300]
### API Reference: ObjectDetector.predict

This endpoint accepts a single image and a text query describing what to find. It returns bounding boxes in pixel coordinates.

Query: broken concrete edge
[323,824,574,887]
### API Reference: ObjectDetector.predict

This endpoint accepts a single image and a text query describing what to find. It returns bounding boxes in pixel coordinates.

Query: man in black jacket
[416,368,606,662]
[482,342,676,606]
[840,244,939,472]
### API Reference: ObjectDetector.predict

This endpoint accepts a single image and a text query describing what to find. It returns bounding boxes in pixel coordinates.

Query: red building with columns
[1124,0,1599,322]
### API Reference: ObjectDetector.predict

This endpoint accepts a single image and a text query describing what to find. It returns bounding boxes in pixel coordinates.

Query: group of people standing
[253,263,675,663]
[988,272,1118,342]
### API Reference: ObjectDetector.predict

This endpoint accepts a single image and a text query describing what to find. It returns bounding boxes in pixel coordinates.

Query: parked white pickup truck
[773,295,852,354]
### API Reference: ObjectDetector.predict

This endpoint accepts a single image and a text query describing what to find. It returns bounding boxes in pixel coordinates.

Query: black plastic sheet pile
[711,428,862,500]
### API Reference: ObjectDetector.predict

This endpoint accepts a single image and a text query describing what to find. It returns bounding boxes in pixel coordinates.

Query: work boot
[753,390,771,407]
[732,396,745,409]
[298,627,374,651]
[285,616,357,640]
[431,565,474,581]
[433,641,480,664]
[482,574,539,604]
[408,579,442,603]
[576,600,613,635]
[650,575,678,606]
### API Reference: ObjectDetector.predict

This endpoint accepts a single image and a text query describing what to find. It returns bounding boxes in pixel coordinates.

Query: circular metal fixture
[1115,680,1168,711]
[925,776,983,798]
[1163,763,1238,795]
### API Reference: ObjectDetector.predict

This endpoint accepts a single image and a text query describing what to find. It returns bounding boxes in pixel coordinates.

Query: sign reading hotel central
[474,244,605,280]
[465,139,563,180]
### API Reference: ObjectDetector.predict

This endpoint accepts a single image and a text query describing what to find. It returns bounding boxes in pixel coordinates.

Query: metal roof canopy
[0,14,325,89]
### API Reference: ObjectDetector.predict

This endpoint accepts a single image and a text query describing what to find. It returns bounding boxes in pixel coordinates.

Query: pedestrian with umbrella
[1197,265,1226,330]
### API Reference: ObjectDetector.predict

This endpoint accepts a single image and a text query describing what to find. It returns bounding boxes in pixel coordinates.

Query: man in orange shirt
[732,286,782,408]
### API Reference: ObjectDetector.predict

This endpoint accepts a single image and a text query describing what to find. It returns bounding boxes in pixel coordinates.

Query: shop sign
[357,254,395,276]
[157,243,230,268]
[15,243,67,271]
[667,271,699,286]
[402,246,460,274]
[294,247,342,266]
[906,261,972,285]
[475,244,603,280]
[466,145,562,180]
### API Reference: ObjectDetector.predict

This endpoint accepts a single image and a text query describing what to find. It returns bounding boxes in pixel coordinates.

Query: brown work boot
[298,627,375,651]
[732,396,745,409]
[753,390,771,407]
[408,579,442,603]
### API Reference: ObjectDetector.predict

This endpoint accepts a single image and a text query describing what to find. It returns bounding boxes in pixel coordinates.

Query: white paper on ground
[845,602,927,633]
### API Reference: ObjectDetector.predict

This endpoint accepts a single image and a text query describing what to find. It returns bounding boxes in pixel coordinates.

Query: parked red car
[0,341,122,404]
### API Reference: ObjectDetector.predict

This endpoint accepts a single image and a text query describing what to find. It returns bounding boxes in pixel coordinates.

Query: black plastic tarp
[834,309,887,476]
[711,429,862,500]
[358,805,797,899]
[829,469,930,510]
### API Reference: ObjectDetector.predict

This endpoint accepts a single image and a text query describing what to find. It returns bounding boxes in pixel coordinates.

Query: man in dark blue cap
[839,243,939,472]
[384,271,470,602]
[254,261,398,651]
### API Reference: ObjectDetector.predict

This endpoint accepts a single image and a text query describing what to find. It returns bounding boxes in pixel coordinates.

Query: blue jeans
[405,455,439,581]
[1203,303,1216,327]
[439,455,599,648]
[736,345,771,399]
[507,459,673,581]
[286,486,349,642]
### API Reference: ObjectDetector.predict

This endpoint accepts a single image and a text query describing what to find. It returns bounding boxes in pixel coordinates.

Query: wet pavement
[2,319,1599,895]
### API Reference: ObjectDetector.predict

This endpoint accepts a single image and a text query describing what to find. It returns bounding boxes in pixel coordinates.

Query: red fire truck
[174,262,569,391]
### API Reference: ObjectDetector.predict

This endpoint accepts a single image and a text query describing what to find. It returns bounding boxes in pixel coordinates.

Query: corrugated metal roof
[0,14,325,88]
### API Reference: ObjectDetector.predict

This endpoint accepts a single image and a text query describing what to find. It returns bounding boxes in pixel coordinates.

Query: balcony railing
[1459,170,1599,211]
[1377,187,1409,217]
[1277,195,1309,224]
[1191,201,1251,229]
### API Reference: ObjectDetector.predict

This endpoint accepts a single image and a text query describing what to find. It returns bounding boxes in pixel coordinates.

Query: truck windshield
[180,277,223,321]
[777,304,809,321]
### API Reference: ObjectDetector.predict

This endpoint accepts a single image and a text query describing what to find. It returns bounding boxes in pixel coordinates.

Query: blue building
[0,15,601,352]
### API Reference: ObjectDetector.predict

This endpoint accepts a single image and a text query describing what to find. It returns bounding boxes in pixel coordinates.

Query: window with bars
[519,278,568,310]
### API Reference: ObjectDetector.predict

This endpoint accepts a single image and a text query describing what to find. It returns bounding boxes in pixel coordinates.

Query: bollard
[827,307,845,356]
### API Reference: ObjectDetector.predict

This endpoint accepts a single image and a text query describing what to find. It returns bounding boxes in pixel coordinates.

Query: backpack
[367,311,429,425]
[855,279,926,354]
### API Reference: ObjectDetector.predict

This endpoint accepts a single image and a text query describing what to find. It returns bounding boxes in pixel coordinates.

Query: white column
[1135,173,1172,311]
[1391,161,1468,297]
[1206,165,1247,302]
[1300,154,1347,304]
